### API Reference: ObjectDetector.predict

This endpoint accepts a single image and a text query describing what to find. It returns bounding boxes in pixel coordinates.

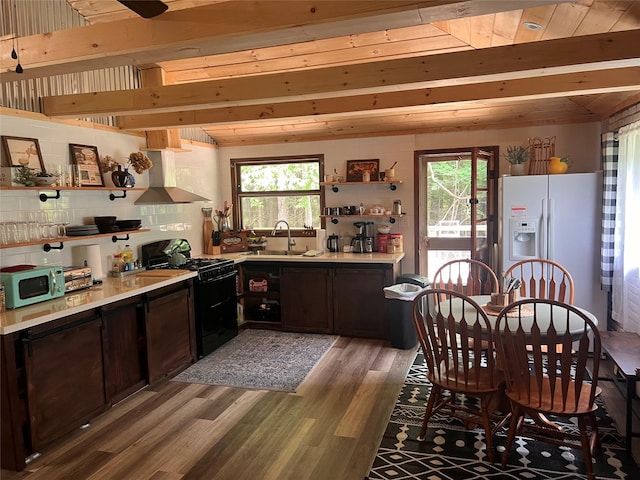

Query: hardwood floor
[0,337,417,480]
[2,338,637,480]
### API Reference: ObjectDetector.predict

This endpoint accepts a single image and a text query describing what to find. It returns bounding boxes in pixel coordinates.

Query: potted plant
[504,145,530,176]
[100,152,152,187]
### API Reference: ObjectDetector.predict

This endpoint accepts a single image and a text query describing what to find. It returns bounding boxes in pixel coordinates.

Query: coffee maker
[352,222,374,253]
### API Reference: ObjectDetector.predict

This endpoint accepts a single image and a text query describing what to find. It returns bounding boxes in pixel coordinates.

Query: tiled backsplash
[1,114,219,271]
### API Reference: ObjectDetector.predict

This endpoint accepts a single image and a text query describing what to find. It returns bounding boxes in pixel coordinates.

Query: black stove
[141,239,238,358]
[141,239,235,282]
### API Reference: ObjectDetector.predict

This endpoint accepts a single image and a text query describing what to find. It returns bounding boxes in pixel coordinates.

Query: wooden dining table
[430,294,600,430]
[437,294,599,336]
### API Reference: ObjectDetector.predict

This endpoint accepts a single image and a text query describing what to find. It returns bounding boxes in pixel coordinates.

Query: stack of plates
[66,225,100,236]
[115,219,142,231]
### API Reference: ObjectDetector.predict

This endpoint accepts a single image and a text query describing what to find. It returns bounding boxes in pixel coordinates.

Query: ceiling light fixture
[523,21,543,31]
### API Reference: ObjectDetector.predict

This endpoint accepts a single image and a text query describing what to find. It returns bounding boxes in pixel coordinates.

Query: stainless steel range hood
[134,150,210,204]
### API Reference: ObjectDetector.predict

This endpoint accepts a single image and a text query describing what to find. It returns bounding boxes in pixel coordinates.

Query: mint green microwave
[0,266,65,309]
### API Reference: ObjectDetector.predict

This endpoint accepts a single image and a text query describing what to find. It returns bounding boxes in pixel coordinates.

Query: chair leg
[418,384,440,441]
[479,397,495,464]
[578,416,595,479]
[502,404,522,468]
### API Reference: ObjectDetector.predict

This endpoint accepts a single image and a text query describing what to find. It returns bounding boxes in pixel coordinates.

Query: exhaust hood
[134,150,210,204]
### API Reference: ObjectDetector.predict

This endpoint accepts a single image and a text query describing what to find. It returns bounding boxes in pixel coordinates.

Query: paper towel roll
[72,244,104,279]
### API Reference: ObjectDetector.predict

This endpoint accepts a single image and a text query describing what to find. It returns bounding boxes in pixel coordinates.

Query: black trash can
[384,274,430,349]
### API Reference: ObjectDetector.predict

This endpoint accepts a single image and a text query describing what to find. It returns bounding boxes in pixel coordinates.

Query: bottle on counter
[113,246,124,273]
[122,244,135,271]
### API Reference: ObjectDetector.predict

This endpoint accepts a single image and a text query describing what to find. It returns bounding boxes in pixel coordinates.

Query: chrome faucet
[271,220,296,251]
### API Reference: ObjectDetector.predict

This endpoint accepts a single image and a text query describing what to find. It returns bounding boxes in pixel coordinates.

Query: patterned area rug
[172,329,338,392]
[368,350,636,480]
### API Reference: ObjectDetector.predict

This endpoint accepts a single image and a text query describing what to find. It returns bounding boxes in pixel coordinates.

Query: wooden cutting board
[135,269,187,278]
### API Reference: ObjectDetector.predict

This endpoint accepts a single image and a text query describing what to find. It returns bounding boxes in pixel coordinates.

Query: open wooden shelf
[0,229,151,251]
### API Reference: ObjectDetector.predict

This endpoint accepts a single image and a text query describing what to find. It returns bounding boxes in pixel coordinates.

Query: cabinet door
[333,266,391,339]
[102,298,146,404]
[23,312,107,451]
[145,286,194,385]
[281,266,332,333]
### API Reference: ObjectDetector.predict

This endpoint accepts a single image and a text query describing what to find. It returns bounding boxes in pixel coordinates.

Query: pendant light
[11,0,23,73]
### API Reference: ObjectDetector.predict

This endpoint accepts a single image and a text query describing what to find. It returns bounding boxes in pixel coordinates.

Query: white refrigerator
[498,172,607,329]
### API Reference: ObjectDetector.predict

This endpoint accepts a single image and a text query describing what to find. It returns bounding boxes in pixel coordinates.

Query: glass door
[415,147,497,281]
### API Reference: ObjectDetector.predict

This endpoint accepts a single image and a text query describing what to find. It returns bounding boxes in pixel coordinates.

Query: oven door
[194,270,238,358]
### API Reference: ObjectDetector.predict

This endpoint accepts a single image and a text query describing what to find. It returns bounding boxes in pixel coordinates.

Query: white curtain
[612,120,640,332]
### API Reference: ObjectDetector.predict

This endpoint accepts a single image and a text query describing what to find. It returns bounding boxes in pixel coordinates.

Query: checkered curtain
[600,132,618,290]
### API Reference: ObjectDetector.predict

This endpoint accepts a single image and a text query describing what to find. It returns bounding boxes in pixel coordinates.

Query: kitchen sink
[250,250,308,256]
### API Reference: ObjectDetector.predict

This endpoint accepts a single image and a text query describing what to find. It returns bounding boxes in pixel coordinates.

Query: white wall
[2,112,602,277]
[1,113,220,274]
[219,122,602,274]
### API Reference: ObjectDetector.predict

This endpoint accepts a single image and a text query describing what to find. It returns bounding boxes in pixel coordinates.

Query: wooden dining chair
[411,288,509,463]
[433,259,499,297]
[494,299,602,479]
[504,259,574,303]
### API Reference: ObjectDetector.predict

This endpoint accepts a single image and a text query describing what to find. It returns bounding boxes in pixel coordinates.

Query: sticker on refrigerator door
[511,205,527,217]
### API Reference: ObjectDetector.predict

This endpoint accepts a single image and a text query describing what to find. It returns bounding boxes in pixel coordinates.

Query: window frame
[230,154,326,235]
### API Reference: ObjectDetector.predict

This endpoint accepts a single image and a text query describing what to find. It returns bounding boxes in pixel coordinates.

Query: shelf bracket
[109,190,127,201]
[389,183,397,191]
[43,242,64,252]
[112,234,130,243]
[330,217,339,224]
[39,190,61,202]
[331,185,339,192]
[389,217,396,224]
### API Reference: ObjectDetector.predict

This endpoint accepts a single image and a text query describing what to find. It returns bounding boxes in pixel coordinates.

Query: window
[231,155,324,233]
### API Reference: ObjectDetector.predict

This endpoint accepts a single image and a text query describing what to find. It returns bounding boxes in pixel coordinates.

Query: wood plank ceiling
[4,0,640,146]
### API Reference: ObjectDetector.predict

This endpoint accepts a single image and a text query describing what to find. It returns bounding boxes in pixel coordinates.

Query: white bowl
[34,177,57,186]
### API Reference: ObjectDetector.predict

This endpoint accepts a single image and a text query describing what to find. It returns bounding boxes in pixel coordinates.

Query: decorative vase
[549,157,568,174]
[509,163,526,176]
[111,165,134,187]
[124,167,135,187]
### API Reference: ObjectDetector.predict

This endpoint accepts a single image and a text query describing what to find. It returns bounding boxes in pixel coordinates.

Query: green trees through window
[232,155,323,231]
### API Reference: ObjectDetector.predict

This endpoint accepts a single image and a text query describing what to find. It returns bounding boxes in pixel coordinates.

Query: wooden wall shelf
[0,229,151,251]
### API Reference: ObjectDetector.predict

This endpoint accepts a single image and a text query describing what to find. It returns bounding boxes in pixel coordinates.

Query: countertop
[0,251,405,335]
[0,270,197,335]
[206,251,405,264]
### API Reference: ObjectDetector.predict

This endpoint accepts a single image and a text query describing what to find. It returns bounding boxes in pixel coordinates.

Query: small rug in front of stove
[172,329,338,392]
[367,350,636,480]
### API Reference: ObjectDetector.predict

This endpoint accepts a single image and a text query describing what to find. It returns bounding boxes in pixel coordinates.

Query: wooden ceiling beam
[43,31,640,118]
[1,1,563,81]
[117,67,640,130]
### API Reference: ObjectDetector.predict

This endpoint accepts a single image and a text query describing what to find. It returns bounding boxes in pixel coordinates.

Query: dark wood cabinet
[281,266,333,333]
[1,279,196,472]
[241,261,399,339]
[332,265,395,339]
[239,263,282,327]
[102,297,146,404]
[144,283,195,385]
[22,311,107,451]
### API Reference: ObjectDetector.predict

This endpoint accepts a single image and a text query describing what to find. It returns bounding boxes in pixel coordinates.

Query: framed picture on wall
[346,159,379,182]
[69,143,105,186]
[1,136,46,171]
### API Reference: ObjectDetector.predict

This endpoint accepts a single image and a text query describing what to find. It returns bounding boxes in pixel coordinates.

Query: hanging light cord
[12,0,23,73]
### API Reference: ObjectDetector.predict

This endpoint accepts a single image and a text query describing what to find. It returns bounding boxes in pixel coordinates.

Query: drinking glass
[68,165,81,187]
[57,211,70,237]
[27,211,41,241]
